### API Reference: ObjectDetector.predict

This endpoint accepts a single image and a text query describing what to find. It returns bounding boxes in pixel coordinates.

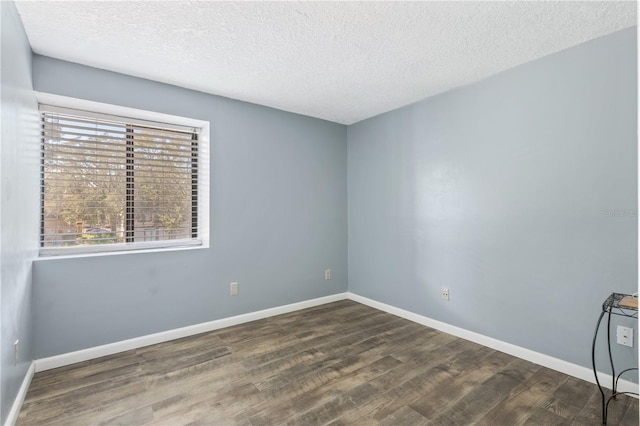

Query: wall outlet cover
[441,288,449,301]
[616,325,633,347]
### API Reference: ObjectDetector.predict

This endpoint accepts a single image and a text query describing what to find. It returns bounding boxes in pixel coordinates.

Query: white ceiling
[15,1,637,125]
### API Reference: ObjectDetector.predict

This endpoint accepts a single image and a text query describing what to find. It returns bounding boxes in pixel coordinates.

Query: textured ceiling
[15,1,637,125]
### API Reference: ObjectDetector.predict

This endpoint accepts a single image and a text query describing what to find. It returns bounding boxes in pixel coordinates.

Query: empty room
[1,1,638,425]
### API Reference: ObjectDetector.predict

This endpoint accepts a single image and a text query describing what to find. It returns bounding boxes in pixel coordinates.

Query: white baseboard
[35,292,349,372]
[32,290,638,397]
[4,362,35,426]
[347,292,639,396]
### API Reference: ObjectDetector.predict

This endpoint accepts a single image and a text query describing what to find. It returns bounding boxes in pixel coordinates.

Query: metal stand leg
[607,312,615,397]
[592,310,607,425]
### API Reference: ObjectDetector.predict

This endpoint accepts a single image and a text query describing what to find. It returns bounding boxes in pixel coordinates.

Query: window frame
[36,92,210,258]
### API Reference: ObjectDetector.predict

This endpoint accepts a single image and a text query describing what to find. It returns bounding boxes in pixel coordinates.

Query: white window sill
[35,243,208,261]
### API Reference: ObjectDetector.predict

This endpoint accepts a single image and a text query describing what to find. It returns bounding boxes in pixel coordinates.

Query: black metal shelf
[592,292,638,425]
[602,292,638,319]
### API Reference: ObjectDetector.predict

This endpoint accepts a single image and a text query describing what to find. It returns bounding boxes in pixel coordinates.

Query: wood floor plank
[379,406,429,426]
[285,382,379,426]
[367,337,470,392]
[334,361,462,423]
[98,405,154,426]
[408,351,517,420]
[523,406,569,425]
[244,356,403,425]
[476,365,563,426]
[426,363,535,425]
[17,301,639,426]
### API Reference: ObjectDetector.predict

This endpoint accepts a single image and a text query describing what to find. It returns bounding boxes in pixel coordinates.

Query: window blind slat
[42,126,196,145]
[40,104,198,134]
[43,167,195,178]
[45,153,192,170]
[44,139,197,157]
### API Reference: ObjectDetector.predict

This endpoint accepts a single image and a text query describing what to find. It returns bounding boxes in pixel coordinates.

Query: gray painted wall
[348,28,638,374]
[0,2,39,422]
[32,56,348,358]
[15,16,639,389]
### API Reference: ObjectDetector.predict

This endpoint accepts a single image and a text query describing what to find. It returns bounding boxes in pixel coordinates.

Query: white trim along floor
[6,292,638,426]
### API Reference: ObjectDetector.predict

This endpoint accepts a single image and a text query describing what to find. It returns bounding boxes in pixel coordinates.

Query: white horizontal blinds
[130,125,196,242]
[40,107,199,251]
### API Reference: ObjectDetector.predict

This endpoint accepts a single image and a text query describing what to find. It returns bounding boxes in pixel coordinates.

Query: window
[39,100,209,256]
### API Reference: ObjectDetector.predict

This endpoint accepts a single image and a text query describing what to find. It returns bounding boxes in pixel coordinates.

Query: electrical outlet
[441,288,449,301]
[230,282,239,296]
[325,269,331,280]
[617,325,633,347]
[14,340,19,364]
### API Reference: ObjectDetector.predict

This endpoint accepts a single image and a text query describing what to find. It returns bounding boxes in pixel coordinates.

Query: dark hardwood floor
[18,300,638,425]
